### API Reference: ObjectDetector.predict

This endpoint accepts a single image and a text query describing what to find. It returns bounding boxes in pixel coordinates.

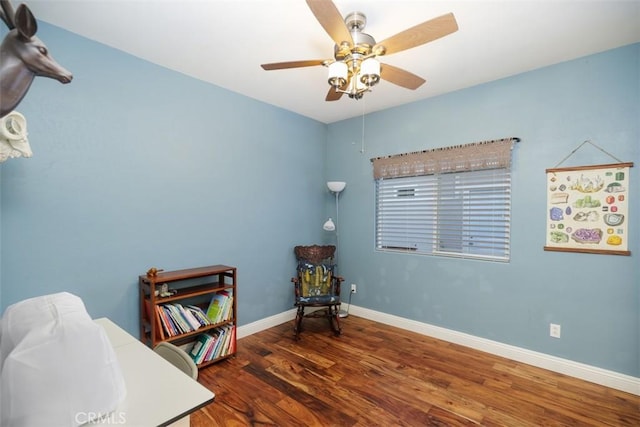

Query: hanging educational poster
[544,162,633,256]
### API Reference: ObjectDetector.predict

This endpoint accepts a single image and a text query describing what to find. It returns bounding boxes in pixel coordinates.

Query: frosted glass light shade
[327,181,346,193]
[327,62,347,87]
[360,58,380,76]
[360,58,380,86]
[323,217,336,231]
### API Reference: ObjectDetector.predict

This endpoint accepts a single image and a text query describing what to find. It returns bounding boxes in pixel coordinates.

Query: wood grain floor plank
[191,316,639,426]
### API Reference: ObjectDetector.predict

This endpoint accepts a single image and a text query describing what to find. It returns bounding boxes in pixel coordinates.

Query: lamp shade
[327,181,346,193]
[323,218,336,231]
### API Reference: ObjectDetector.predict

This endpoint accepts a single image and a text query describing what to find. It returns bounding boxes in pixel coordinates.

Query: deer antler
[0,0,16,29]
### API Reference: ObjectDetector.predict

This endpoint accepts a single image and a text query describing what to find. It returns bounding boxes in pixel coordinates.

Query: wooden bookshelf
[139,265,237,368]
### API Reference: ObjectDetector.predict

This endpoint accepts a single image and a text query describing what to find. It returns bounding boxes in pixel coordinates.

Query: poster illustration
[544,163,632,256]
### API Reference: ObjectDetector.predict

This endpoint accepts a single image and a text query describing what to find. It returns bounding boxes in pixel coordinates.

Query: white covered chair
[0,292,126,426]
[153,341,199,427]
[154,341,198,380]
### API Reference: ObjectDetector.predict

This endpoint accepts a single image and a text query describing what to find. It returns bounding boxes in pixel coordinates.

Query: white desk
[92,318,215,426]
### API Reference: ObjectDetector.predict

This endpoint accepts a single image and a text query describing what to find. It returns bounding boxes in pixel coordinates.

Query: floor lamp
[323,181,349,318]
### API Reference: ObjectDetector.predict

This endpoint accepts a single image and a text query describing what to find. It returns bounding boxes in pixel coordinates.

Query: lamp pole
[334,189,340,271]
[325,181,347,318]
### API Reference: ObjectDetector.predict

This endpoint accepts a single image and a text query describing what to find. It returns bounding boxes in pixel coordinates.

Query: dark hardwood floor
[191,315,639,426]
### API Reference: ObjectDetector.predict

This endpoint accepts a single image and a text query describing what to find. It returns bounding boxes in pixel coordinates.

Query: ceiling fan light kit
[261,0,458,102]
[326,11,381,100]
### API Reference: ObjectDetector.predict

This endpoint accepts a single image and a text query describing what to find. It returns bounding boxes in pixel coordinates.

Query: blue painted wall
[1,21,638,378]
[327,43,639,377]
[0,23,328,334]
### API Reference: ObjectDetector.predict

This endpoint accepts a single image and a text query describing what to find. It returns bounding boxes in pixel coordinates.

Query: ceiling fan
[261,0,458,101]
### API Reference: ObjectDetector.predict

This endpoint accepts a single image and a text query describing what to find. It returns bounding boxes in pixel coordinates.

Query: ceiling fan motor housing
[345,11,366,31]
[334,11,376,60]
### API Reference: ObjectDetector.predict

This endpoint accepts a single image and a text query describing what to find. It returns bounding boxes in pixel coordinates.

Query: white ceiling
[26,0,640,124]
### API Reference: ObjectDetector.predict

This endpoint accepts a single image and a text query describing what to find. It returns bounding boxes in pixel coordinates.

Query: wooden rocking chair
[291,245,343,340]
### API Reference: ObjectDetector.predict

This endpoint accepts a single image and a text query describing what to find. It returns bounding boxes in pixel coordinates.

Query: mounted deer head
[0,0,73,118]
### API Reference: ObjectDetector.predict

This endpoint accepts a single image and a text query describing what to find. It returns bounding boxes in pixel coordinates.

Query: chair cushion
[297,261,335,298]
[297,294,340,305]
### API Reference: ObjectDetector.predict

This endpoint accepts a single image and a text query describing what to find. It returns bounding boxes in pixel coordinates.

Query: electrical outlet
[550,323,561,338]
[350,283,357,293]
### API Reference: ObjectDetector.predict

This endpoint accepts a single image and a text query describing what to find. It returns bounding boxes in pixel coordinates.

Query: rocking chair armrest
[331,276,343,296]
[292,277,301,298]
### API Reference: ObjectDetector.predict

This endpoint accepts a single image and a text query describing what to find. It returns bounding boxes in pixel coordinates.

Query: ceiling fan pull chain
[361,96,366,154]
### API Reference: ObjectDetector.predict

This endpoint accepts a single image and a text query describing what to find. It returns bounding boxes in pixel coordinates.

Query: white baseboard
[237,305,640,396]
[237,308,297,339]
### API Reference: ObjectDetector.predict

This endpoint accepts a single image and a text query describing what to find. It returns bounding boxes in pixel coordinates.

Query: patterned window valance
[371,137,519,179]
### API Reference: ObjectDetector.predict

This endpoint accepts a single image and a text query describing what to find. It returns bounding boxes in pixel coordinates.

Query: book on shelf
[205,296,223,324]
[205,290,233,324]
[210,328,225,359]
[210,325,234,360]
[156,305,176,336]
[221,293,233,323]
[164,305,185,334]
[187,325,236,365]
[202,330,221,363]
[155,302,217,337]
[222,325,235,357]
[229,325,236,354]
[189,334,213,364]
[186,305,211,327]
[145,299,165,340]
[175,303,201,331]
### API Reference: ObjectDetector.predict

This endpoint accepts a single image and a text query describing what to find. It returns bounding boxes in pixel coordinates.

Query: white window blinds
[373,138,517,262]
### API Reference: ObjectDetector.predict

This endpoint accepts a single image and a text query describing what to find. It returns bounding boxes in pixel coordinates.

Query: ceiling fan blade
[374,13,458,56]
[325,85,345,101]
[261,60,325,70]
[380,63,426,90]
[306,0,353,47]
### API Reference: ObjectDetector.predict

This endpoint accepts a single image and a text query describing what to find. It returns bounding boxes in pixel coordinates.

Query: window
[372,138,516,262]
